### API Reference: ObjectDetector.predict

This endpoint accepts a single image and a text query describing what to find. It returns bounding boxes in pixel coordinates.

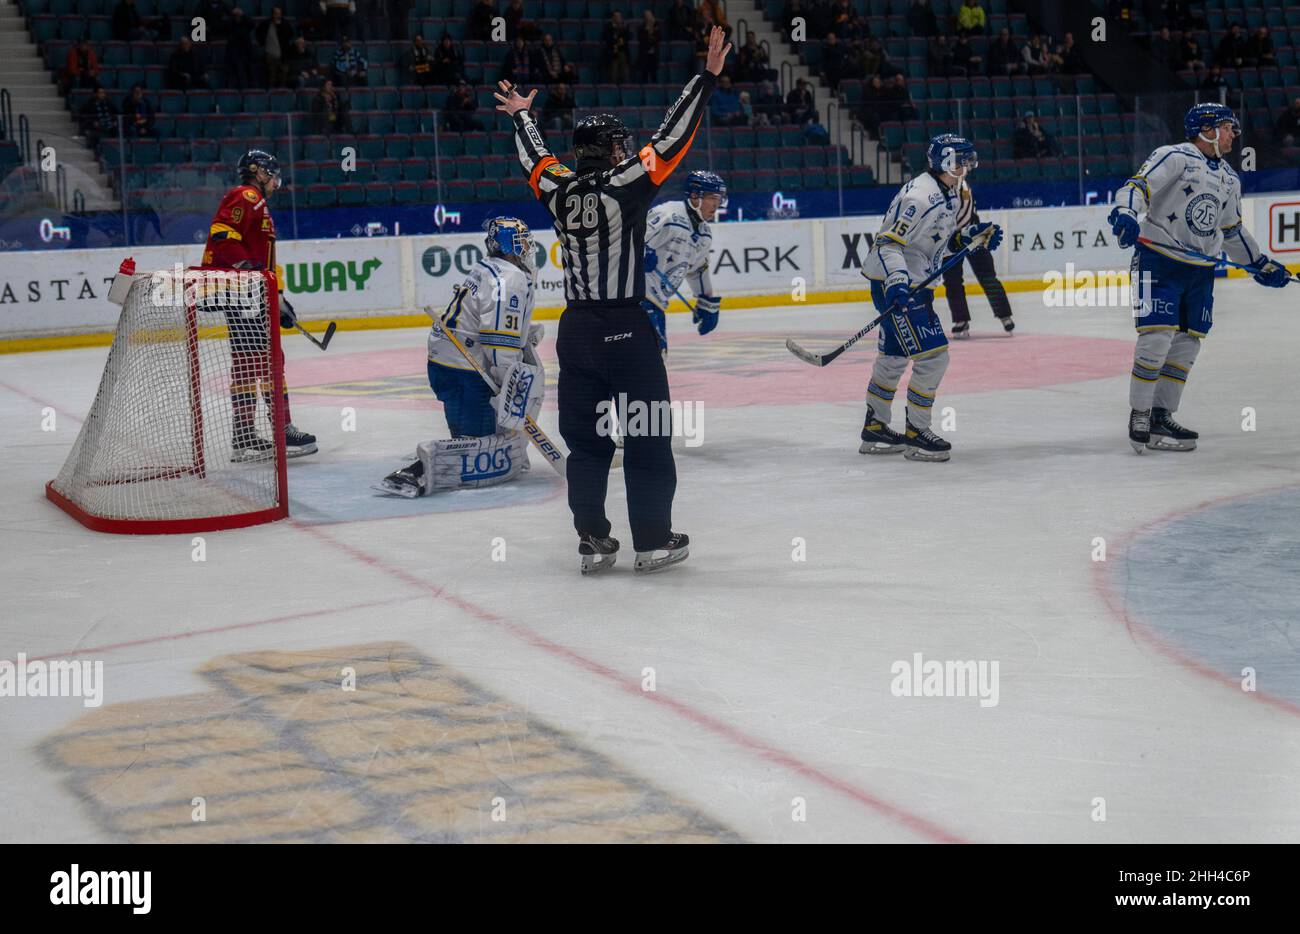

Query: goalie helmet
[573,113,631,163]
[926,134,978,175]
[484,217,535,267]
[238,149,281,183]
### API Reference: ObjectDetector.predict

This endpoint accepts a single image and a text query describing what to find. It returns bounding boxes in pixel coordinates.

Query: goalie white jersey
[863,170,961,287]
[428,256,536,374]
[1114,142,1261,267]
[643,200,714,310]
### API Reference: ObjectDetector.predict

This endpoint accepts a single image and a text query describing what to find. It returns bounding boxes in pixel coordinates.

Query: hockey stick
[655,270,697,315]
[425,308,567,478]
[1135,236,1300,284]
[784,231,990,367]
[281,295,338,350]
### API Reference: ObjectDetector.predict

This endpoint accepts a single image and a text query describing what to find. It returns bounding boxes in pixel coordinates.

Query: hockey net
[46,267,289,533]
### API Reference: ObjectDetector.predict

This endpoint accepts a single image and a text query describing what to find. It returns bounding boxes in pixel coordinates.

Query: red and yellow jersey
[201,184,276,270]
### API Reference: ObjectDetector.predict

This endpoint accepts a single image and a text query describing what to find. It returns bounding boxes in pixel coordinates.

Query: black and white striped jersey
[510,72,716,307]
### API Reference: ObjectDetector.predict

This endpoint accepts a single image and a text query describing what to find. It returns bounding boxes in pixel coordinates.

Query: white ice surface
[2,280,1297,843]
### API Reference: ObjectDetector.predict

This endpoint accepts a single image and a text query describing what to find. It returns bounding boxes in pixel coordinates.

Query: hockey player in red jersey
[202,149,318,459]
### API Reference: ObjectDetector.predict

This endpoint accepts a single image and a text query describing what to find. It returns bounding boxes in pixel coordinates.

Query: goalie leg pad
[418,432,528,492]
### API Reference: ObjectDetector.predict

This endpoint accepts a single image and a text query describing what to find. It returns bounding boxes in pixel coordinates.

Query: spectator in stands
[1216,24,1248,70]
[858,36,882,76]
[541,81,575,132]
[929,35,960,77]
[957,0,986,37]
[1176,36,1205,72]
[738,90,755,126]
[500,36,532,85]
[857,75,886,135]
[469,0,497,41]
[699,0,729,33]
[637,11,662,83]
[257,7,294,89]
[1274,98,1300,147]
[1022,35,1050,75]
[1148,27,1174,70]
[1199,66,1228,96]
[122,84,157,138]
[952,33,983,75]
[1013,112,1055,158]
[284,36,322,88]
[710,75,746,126]
[603,11,631,83]
[803,112,829,144]
[505,0,536,41]
[668,0,698,43]
[194,0,232,39]
[403,35,433,85]
[828,0,854,36]
[332,36,368,87]
[224,6,256,89]
[64,37,102,92]
[78,87,117,150]
[323,0,353,41]
[876,41,904,79]
[166,37,207,90]
[312,78,351,134]
[907,0,938,38]
[1246,26,1275,67]
[821,32,848,91]
[432,33,466,85]
[113,0,155,42]
[754,80,784,126]
[531,32,577,85]
[987,27,1022,77]
[785,77,816,126]
[807,0,832,39]
[442,80,484,132]
[736,32,773,82]
[883,74,917,122]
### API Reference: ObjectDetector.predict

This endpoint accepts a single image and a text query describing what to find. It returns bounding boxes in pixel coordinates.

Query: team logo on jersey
[904,204,917,217]
[242,189,259,202]
[1184,192,1220,236]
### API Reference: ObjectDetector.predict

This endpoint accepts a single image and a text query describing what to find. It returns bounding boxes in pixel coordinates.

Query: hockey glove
[278,293,298,330]
[492,360,545,431]
[641,299,668,351]
[884,280,913,314]
[1248,256,1290,288]
[693,295,721,335]
[644,246,659,275]
[949,221,1002,254]
[1108,207,1140,248]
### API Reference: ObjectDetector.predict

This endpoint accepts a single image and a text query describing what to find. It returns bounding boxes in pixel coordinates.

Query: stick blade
[785,337,826,367]
[320,321,338,349]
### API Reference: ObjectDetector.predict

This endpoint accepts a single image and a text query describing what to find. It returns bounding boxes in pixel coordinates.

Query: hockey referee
[494,26,731,575]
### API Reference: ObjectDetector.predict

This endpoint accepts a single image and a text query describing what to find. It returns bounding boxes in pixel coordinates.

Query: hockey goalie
[374,217,546,497]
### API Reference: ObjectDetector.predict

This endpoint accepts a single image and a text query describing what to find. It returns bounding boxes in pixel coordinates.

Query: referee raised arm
[494,26,731,575]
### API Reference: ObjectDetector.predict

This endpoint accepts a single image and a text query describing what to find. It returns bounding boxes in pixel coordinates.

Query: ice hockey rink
[2,280,1298,844]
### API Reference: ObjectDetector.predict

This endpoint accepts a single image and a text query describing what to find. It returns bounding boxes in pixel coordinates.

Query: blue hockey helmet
[484,216,535,264]
[1184,102,1240,140]
[685,170,728,202]
[926,134,978,175]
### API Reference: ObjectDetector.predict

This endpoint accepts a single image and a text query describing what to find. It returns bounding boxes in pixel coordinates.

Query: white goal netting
[47,268,288,533]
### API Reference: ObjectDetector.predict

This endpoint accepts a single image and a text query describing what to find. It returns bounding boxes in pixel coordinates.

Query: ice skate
[634,532,689,573]
[950,321,971,340]
[859,407,905,454]
[999,314,1015,333]
[579,534,620,575]
[232,432,274,463]
[285,423,318,458]
[1128,408,1151,454]
[1147,407,1197,452]
[903,422,951,462]
[372,460,424,498]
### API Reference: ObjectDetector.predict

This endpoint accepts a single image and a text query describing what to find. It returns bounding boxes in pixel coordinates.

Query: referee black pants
[557,302,676,552]
[942,246,1012,324]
